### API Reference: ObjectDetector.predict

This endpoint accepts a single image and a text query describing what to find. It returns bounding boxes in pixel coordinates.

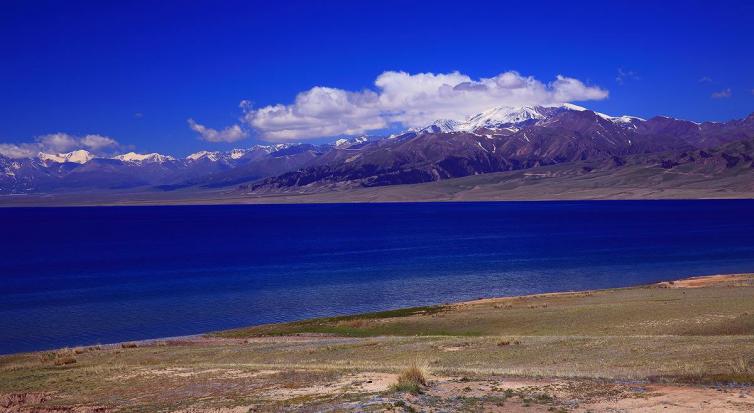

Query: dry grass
[38,348,78,366]
[653,357,754,385]
[52,356,77,366]
[391,361,428,394]
[718,357,754,384]
[730,357,754,375]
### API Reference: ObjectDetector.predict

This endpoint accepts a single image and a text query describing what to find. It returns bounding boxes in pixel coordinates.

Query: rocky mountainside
[252,105,754,191]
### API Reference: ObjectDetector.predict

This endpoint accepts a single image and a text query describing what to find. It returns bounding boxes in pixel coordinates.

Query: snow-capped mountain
[414,119,468,134]
[113,152,176,163]
[412,104,645,134]
[0,142,329,193]
[335,136,369,148]
[38,149,96,164]
[465,105,553,130]
[186,150,221,162]
[229,149,247,160]
[186,144,297,163]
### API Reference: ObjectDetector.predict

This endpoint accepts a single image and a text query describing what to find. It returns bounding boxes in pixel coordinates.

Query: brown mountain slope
[252,109,754,191]
[240,137,754,202]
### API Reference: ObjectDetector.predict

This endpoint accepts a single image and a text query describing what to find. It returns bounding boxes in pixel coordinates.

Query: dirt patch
[657,274,754,289]
[174,407,251,413]
[583,384,754,412]
[1,392,50,410]
[113,367,277,381]
[261,371,398,400]
[425,377,754,412]
[0,392,111,412]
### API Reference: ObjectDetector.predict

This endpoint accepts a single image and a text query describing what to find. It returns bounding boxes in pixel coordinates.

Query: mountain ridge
[251,105,754,191]
[2,104,753,197]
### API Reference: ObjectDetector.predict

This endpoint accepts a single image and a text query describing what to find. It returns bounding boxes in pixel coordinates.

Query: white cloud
[711,88,732,99]
[187,119,248,143]
[0,143,38,159]
[80,134,118,150]
[0,133,120,159]
[615,68,639,85]
[245,87,385,141]
[240,70,609,141]
[37,133,79,153]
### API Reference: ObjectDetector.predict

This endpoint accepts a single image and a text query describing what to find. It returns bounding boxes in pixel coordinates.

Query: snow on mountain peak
[411,103,647,134]
[335,136,369,147]
[114,152,175,163]
[554,103,588,112]
[548,103,644,124]
[251,143,294,153]
[467,105,547,128]
[229,149,247,159]
[186,150,220,161]
[38,149,94,164]
[417,119,466,134]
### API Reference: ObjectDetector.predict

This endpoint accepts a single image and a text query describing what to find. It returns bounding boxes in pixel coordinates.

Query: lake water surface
[2,200,754,354]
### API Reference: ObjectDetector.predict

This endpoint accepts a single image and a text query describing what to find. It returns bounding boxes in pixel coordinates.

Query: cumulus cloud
[0,143,38,159]
[0,133,120,159]
[187,119,248,143]
[240,70,609,141]
[79,134,119,150]
[711,88,732,99]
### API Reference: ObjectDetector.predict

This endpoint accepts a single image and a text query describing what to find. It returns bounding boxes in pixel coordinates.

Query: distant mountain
[113,152,177,164]
[39,149,96,164]
[335,136,370,148]
[0,143,329,193]
[159,144,327,189]
[2,104,754,197]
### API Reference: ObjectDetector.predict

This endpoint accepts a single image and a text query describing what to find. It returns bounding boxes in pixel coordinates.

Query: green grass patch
[215,305,446,338]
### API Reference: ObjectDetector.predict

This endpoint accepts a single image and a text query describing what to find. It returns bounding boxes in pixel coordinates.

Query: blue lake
[2,200,754,354]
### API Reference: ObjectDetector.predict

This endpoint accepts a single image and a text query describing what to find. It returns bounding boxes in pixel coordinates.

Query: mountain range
[2,104,754,202]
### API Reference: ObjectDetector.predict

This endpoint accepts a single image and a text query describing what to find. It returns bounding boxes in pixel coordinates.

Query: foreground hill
[2,274,754,411]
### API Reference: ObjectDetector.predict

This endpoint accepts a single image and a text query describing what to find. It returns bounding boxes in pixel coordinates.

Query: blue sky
[1,0,753,156]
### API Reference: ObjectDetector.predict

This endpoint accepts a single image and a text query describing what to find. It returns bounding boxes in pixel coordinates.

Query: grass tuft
[391,361,428,394]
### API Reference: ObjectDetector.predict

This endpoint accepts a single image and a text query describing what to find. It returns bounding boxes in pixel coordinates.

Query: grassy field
[2,274,754,412]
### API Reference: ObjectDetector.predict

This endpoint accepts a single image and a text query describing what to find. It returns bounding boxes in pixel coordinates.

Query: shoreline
[7,272,750,357]
[1,195,754,209]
